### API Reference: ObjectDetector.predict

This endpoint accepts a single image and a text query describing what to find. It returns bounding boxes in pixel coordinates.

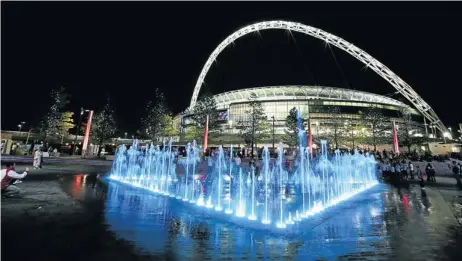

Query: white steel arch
[190,20,448,134]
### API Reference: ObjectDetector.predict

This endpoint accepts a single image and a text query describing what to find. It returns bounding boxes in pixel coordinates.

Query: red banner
[393,121,400,154]
[203,115,209,153]
[82,110,94,157]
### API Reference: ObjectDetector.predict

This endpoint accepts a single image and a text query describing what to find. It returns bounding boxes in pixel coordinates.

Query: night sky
[2,1,461,135]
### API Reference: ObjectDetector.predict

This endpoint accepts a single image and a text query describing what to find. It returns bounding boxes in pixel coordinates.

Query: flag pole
[203,115,209,153]
[393,121,400,155]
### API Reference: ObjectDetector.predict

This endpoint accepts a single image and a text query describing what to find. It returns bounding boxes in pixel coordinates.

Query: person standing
[451,161,461,187]
[425,163,436,182]
[395,162,401,180]
[39,147,44,168]
[254,158,260,177]
[416,165,425,189]
[33,149,42,169]
[408,161,414,179]
[234,155,241,167]
[401,160,408,179]
[390,163,396,182]
[10,143,17,155]
[207,154,214,174]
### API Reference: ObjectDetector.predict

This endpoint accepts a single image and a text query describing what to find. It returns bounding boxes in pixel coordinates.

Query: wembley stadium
[180,85,425,148]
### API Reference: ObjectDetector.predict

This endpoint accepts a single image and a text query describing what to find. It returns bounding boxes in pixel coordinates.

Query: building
[180,85,426,148]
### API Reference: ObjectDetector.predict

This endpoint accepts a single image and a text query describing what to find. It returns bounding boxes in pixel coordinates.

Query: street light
[18,121,25,134]
[74,108,90,154]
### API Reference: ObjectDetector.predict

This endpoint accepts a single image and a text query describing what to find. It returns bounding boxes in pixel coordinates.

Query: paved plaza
[1,157,461,260]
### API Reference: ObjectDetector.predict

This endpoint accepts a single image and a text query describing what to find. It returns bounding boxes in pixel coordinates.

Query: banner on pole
[82,110,94,157]
[203,115,209,153]
[393,121,400,154]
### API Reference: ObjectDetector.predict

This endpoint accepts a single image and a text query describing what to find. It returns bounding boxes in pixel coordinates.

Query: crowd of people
[3,144,462,198]
[374,150,462,187]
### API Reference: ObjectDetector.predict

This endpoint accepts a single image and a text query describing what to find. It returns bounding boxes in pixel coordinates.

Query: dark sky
[2,1,462,135]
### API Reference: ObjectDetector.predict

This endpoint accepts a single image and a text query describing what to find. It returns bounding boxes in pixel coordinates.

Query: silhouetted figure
[425,163,436,182]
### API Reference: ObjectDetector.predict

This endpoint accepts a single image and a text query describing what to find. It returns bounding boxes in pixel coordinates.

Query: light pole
[74,108,89,154]
[125,132,128,139]
[18,121,25,135]
[429,125,435,139]
[271,115,275,151]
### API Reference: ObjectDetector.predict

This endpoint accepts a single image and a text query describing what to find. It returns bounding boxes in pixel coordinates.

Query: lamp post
[18,121,25,135]
[429,125,435,139]
[74,108,89,154]
[271,115,275,151]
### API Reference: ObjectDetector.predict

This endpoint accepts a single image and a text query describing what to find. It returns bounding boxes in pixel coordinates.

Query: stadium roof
[213,85,407,107]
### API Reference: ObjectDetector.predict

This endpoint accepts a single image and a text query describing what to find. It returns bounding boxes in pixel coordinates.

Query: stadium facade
[180,85,425,148]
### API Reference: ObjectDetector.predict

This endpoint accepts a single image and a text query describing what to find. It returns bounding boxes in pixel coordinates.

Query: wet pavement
[2,164,462,261]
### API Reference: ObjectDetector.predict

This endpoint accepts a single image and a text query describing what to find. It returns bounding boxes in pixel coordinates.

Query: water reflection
[99,180,388,260]
[65,175,462,260]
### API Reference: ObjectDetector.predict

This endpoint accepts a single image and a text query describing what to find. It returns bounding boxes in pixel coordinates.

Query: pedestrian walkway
[1,155,112,166]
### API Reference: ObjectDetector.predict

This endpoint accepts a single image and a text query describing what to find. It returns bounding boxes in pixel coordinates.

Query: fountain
[108,109,379,230]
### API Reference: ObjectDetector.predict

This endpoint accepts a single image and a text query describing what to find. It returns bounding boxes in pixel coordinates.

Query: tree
[140,89,178,142]
[397,107,413,153]
[283,107,306,148]
[397,107,427,152]
[80,122,87,135]
[237,93,270,157]
[184,125,202,143]
[41,87,70,140]
[345,119,367,150]
[315,107,344,149]
[57,111,75,144]
[186,93,220,143]
[91,100,117,156]
[140,89,167,141]
[327,107,344,149]
[161,114,178,139]
[361,105,388,151]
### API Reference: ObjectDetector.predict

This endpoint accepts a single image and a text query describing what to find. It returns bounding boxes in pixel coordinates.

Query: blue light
[108,112,379,230]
